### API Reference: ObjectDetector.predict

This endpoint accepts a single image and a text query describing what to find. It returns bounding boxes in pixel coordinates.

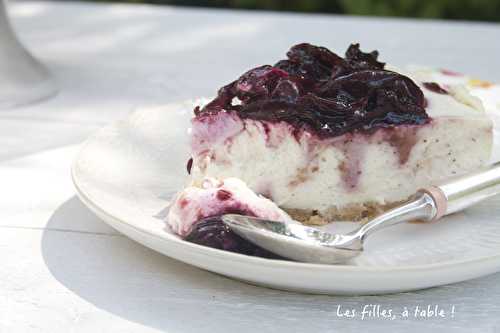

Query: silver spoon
[222,163,500,264]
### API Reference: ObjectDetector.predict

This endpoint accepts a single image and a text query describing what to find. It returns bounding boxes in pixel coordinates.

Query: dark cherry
[184,215,284,259]
[196,43,429,137]
[216,189,232,201]
[423,82,448,95]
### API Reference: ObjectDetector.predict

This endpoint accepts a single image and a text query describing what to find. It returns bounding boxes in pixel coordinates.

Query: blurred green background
[99,0,500,22]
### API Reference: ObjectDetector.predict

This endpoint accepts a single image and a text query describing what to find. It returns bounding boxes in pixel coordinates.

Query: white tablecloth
[2,1,500,332]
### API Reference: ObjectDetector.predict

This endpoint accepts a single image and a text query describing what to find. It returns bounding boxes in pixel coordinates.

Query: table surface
[2,1,500,332]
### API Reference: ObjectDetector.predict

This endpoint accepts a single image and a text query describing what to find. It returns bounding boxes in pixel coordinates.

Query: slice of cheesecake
[186,43,493,224]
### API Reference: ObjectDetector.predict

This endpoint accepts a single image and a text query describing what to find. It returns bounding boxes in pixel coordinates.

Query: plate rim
[71,123,500,274]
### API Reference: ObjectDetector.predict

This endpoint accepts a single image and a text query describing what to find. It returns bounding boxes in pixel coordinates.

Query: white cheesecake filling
[189,79,493,218]
[167,177,293,236]
[406,66,500,163]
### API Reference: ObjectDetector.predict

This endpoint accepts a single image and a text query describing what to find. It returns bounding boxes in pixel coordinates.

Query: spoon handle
[356,163,500,240]
[423,162,500,220]
[354,192,436,239]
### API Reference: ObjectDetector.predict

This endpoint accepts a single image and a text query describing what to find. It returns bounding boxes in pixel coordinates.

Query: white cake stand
[0,0,56,109]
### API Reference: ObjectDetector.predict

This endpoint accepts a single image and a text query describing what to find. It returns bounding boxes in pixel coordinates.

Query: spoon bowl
[222,214,363,264]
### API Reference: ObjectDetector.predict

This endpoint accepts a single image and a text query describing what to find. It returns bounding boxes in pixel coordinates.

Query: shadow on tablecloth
[40,196,500,332]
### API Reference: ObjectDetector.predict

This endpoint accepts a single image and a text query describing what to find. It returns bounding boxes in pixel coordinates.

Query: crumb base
[285,199,408,225]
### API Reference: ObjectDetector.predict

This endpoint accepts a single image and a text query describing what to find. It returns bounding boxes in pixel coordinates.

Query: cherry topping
[196,43,429,137]
[423,82,448,95]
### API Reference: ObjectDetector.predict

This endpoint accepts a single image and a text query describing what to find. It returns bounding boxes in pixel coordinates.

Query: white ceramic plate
[72,101,500,295]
